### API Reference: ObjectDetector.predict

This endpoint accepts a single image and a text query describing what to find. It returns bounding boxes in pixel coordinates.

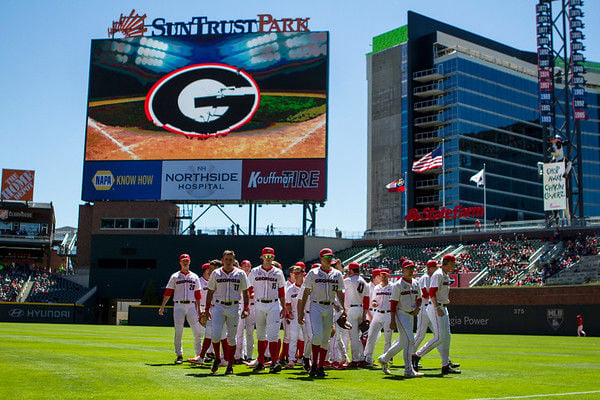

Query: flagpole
[483,163,487,231]
[403,170,408,230]
[442,139,446,233]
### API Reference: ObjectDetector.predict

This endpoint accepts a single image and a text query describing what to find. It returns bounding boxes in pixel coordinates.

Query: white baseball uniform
[344,274,369,362]
[415,268,452,366]
[248,266,286,342]
[165,270,203,357]
[302,267,344,349]
[200,275,226,344]
[234,282,255,360]
[379,277,421,373]
[300,286,313,358]
[285,282,307,361]
[282,279,295,349]
[363,282,393,363]
[207,267,249,345]
[413,272,433,348]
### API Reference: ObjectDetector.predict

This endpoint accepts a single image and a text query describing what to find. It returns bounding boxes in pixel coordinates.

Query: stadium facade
[366,11,600,231]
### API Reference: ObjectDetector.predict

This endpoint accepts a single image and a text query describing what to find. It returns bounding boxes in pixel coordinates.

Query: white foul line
[88,118,139,160]
[278,117,326,156]
[469,390,600,400]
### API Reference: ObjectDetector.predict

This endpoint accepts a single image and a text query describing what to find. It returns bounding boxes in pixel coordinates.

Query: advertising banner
[82,161,162,201]
[543,162,567,211]
[1,169,35,201]
[242,159,326,200]
[83,32,328,202]
[161,160,242,200]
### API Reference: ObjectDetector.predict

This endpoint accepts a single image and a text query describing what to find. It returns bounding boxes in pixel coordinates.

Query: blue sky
[1,0,598,236]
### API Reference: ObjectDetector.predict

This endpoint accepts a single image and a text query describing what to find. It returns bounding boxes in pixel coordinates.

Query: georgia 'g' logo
[145,64,260,139]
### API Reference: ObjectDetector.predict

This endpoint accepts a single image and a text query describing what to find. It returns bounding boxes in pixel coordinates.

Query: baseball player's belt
[175,300,195,304]
[216,300,239,306]
[349,304,362,307]
[374,310,391,313]
[314,301,333,305]
[257,299,274,303]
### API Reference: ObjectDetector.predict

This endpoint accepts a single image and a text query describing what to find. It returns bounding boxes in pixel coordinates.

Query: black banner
[129,305,173,327]
[448,304,596,336]
[0,302,93,324]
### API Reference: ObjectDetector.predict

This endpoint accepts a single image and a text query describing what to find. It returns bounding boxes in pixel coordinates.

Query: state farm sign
[405,206,484,221]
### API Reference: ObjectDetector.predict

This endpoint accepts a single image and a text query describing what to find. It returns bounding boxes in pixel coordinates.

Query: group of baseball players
[159,247,462,378]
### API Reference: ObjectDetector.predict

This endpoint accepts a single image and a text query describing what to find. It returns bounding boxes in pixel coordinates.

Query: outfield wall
[448,285,599,336]
[0,302,94,324]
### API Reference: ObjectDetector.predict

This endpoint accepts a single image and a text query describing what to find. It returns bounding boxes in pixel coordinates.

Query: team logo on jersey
[145,64,260,138]
[546,308,564,330]
[92,171,115,190]
[8,308,24,318]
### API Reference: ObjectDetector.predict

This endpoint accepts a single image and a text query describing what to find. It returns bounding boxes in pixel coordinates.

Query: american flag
[412,145,443,173]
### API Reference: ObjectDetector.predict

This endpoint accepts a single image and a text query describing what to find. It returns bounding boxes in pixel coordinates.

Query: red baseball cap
[371,268,382,276]
[426,260,438,269]
[201,262,211,270]
[319,248,334,257]
[241,260,252,268]
[179,254,191,261]
[348,262,360,270]
[262,247,275,256]
[311,263,320,269]
[295,261,306,270]
[443,254,456,262]
[380,268,391,275]
[401,260,414,269]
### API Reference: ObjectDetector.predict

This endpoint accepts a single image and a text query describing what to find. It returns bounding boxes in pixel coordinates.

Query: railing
[413,82,446,95]
[415,178,440,188]
[414,114,448,126]
[414,129,441,141]
[413,65,444,80]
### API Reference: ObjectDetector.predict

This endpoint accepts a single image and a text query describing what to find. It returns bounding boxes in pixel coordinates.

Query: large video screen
[82,32,328,202]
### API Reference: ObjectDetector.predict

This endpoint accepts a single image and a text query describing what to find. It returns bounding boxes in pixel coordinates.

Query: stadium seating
[26,271,87,303]
[0,266,29,302]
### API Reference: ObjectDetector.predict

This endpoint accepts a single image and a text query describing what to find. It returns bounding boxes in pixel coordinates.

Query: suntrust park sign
[109,10,310,37]
[405,206,484,222]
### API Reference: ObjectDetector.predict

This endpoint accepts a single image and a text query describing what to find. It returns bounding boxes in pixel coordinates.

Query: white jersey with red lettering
[208,267,249,302]
[302,267,344,303]
[429,268,450,304]
[166,271,201,302]
[344,275,368,307]
[285,283,303,320]
[248,266,286,300]
[418,273,431,299]
[391,277,421,313]
[371,283,393,313]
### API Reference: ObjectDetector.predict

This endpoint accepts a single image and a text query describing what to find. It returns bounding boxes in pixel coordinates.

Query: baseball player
[298,248,347,378]
[577,315,586,337]
[248,247,286,373]
[343,262,369,366]
[234,260,255,362]
[328,259,349,369]
[196,260,228,363]
[284,264,307,367]
[202,250,250,375]
[378,260,423,377]
[412,254,461,374]
[280,262,303,365]
[363,268,393,367]
[413,260,439,350]
[367,268,382,321]
[158,254,204,364]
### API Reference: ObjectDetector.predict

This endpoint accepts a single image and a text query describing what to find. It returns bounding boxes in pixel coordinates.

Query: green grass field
[1,323,598,400]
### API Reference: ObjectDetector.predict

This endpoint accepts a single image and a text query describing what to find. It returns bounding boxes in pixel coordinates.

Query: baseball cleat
[442,365,462,374]
[246,358,259,367]
[309,364,318,378]
[175,355,183,364]
[187,356,204,364]
[252,362,265,373]
[269,363,282,373]
[449,360,461,368]
[378,356,391,375]
[225,365,234,375]
[211,358,220,373]
[285,361,295,368]
[404,370,424,378]
[316,367,328,378]
[303,357,311,372]
[411,355,421,371]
